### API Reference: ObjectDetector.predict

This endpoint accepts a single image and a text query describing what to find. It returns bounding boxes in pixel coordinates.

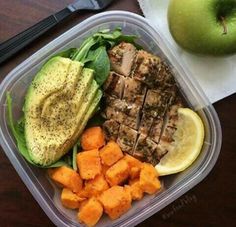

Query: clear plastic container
[0,11,222,226]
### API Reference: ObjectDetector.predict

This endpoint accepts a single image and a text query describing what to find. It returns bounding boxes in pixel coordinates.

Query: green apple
[168,0,236,55]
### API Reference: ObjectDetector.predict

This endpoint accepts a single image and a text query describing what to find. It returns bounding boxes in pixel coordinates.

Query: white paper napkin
[138,0,236,103]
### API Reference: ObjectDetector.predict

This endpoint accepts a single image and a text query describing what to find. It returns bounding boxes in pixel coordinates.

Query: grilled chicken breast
[102,43,184,165]
[109,42,137,76]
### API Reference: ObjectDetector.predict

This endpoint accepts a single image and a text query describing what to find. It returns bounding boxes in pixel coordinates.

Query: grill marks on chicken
[103,42,184,165]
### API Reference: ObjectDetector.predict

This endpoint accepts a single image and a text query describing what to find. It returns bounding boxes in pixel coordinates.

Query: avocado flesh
[24,57,100,166]
[57,80,100,159]
[76,89,103,136]
[24,57,74,118]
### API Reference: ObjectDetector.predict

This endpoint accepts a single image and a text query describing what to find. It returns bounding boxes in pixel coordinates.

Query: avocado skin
[24,57,101,166]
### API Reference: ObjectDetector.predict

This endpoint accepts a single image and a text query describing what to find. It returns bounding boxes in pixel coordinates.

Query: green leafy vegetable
[6,93,34,164]
[72,37,99,62]
[86,46,110,86]
[72,28,141,86]
[48,160,70,168]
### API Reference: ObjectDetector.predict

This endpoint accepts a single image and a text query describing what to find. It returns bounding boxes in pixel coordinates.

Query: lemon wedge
[155,108,204,176]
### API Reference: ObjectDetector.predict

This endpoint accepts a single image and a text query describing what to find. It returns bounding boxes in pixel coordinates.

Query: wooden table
[0,0,235,226]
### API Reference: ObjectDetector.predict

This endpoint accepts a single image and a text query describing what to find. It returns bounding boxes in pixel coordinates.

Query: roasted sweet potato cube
[105,159,129,186]
[139,163,161,194]
[101,164,110,176]
[48,166,82,193]
[77,149,102,180]
[123,154,142,178]
[78,197,103,227]
[100,141,124,166]
[76,189,90,200]
[129,167,140,180]
[123,154,142,169]
[99,186,132,220]
[81,127,105,150]
[61,188,81,209]
[84,174,109,197]
[129,179,144,200]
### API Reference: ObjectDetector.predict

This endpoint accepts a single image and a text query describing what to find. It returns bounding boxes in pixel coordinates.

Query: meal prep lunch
[7,28,205,226]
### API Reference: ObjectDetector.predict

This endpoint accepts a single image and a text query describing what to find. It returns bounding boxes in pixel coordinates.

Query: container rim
[0,10,222,227]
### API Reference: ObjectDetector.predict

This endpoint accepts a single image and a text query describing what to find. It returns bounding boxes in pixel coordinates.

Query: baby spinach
[6,93,34,164]
[86,46,110,86]
[72,28,141,86]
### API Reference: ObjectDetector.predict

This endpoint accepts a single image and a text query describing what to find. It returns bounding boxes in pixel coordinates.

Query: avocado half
[24,57,101,166]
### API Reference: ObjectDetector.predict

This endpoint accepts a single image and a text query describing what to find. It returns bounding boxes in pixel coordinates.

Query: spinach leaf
[72,28,142,86]
[48,160,70,168]
[6,92,34,164]
[86,46,110,86]
[72,36,99,62]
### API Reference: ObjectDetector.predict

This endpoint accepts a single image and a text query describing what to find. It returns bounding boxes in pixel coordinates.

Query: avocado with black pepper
[24,56,101,166]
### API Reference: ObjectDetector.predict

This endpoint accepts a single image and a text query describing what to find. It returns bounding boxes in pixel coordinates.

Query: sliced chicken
[133,134,158,162]
[132,50,161,88]
[103,119,120,141]
[160,100,184,142]
[123,77,147,106]
[143,87,177,118]
[139,114,153,136]
[102,42,185,166]
[109,42,137,76]
[159,62,176,89]
[152,140,172,163]
[149,117,164,143]
[117,125,138,155]
[104,95,140,118]
[143,89,166,118]
[103,106,138,130]
[103,72,125,98]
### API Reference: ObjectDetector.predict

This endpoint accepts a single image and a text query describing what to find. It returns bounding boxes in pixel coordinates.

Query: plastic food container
[0,11,222,226]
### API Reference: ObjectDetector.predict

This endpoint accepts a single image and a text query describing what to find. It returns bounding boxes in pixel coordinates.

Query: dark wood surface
[0,0,235,226]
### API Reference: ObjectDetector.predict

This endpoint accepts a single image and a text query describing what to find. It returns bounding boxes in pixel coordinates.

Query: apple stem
[220,16,228,35]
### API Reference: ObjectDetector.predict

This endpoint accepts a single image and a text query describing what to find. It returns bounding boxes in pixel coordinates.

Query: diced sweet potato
[123,154,142,179]
[77,149,102,180]
[101,164,110,176]
[123,154,142,169]
[139,163,161,194]
[124,185,132,201]
[78,197,103,227]
[81,127,105,150]
[61,188,82,209]
[129,179,144,200]
[99,186,131,220]
[84,174,109,197]
[48,166,82,193]
[105,159,129,186]
[100,141,124,166]
[129,167,140,180]
[76,189,90,200]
